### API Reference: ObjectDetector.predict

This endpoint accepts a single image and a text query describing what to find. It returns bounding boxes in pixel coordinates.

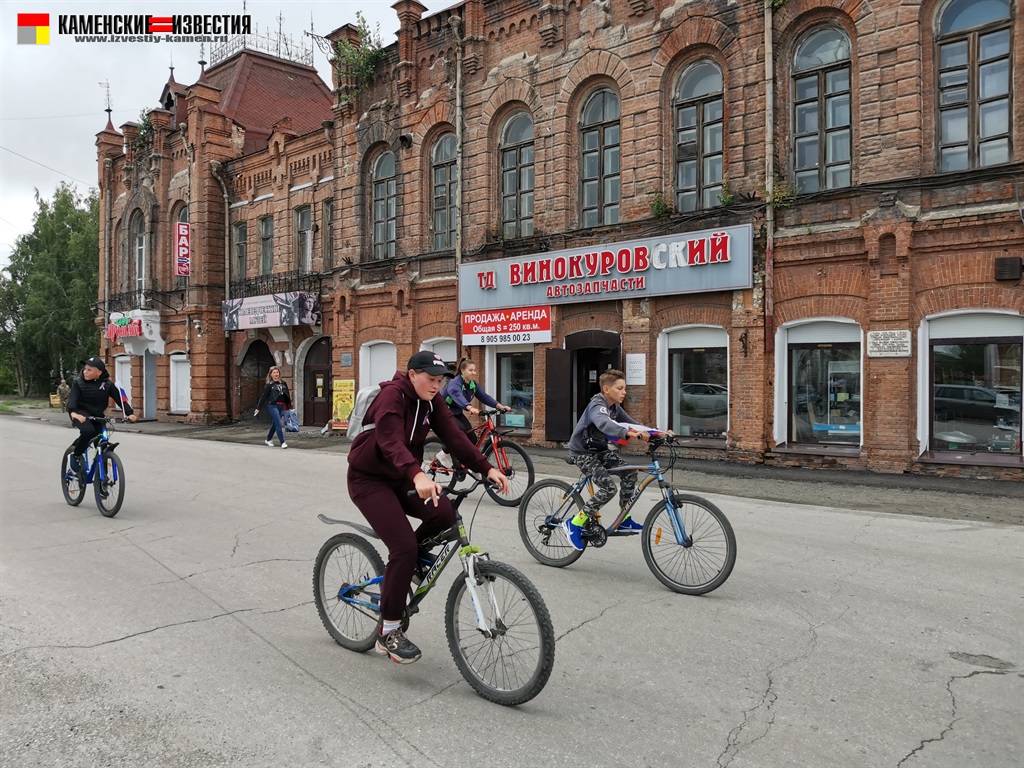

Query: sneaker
[560,519,585,551]
[435,451,452,468]
[615,515,644,533]
[280,442,288,449]
[265,440,274,447]
[375,628,422,664]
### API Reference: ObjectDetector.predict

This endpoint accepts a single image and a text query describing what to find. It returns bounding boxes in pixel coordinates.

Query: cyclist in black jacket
[67,357,136,471]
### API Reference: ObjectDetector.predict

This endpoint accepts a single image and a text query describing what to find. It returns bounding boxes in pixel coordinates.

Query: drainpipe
[763,4,776,355]
[103,157,113,336]
[210,159,233,419]
[450,14,464,272]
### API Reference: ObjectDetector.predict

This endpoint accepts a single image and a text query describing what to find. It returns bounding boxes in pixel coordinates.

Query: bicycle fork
[657,489,693,547]
[462,552,506,639]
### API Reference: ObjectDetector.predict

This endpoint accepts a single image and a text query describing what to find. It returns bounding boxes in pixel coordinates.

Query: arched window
[936,0,1012,171]
[793,28,852,193]
[175,204,188,289]
[580,89,620,227]
[431,134,457,251]
[500,113,535,239]
[130,210,146,296]
[675,60,724,212]
[372,151,397,261]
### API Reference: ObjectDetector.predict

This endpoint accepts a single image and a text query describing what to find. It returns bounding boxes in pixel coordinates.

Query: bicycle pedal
[607,529,641,536]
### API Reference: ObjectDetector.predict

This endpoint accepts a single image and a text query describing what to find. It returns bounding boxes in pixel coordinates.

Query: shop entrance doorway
[545,330,621,442]
[303,337,332,426]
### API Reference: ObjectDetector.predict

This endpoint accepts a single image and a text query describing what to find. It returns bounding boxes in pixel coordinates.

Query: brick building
[97,0,1023,478]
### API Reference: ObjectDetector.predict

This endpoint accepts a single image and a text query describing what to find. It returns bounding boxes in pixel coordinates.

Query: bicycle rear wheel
[421,437,459,493]
[94,451,125,518]
[313,533,384,652]
[445,560,555,706]
[483,440,535,507]
[517,479,585,567]
[60,447,86,507]
[641,494,736,595]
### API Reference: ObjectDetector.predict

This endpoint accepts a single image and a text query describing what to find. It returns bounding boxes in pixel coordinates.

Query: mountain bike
[60,416,127,518]
[518,434,736,595]
[313,473,556,706]
[421,409,535,507]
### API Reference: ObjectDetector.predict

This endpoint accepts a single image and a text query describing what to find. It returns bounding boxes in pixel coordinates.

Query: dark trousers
[72,419,103,456]
[569,451,637,517]
[266,403,285,445]
[348,471,456,622]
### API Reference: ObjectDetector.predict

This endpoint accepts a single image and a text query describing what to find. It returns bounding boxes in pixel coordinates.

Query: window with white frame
[495,348,534,430]
[233,221,247,281]
[260,215,274,275]
[667,326,729,438]
[130,210,146,296]
[169,354,191,414]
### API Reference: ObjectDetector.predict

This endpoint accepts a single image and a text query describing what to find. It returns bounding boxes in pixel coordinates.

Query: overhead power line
[0,146,94,187]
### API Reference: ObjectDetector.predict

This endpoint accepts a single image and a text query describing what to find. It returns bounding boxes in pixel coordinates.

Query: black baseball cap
[407,350,448,376]
[81,357,107,372]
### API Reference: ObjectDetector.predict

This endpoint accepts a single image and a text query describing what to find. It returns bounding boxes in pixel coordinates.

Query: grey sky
[0,0,446,271]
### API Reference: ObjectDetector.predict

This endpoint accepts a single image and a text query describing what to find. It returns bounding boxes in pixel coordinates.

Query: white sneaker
[265,440,274,447]
[281,442,288,449]
[435,451,452,468]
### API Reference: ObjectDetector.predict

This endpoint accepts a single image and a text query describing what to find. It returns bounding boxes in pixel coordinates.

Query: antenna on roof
[99,80,112,112]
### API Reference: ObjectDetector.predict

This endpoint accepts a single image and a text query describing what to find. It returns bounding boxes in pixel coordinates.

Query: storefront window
[496,351,534,430]
[669,347,728,437]
[789,344,861,444]
[930,339,1022,453]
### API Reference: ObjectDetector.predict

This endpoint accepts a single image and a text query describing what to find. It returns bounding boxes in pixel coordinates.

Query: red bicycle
[422,409,535,507]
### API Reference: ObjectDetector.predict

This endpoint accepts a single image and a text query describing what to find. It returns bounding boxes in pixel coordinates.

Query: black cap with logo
[407,350,449,376]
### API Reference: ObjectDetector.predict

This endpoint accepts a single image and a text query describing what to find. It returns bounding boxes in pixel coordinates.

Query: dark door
[572,347,620,423]
[240,341,274,420]
[304,337,332,426]
[545,348,572,442]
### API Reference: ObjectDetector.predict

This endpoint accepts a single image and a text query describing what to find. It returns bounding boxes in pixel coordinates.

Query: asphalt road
[1,416,1022,768]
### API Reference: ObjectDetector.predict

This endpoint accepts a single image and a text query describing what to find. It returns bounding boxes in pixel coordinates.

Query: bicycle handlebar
[408,471,498,501]
[477,408,512,418]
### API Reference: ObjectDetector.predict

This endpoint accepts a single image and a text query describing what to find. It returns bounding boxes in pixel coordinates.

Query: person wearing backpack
[433,358,511,468]
[347,350,511,664]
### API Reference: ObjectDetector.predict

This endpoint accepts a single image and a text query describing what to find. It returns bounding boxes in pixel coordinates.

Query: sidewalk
[11,405,1022,525]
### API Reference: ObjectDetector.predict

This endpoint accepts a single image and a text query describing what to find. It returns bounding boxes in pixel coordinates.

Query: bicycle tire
[313,533,385,652]
[94,451,125,518]
[444,559,555,706]
[483,439,535,507]
[641,494,736,595]
[60,447,86,507]
[517,479,586,567]
[421,437,459,493]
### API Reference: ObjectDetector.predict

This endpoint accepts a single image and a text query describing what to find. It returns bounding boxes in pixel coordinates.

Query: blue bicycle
[518,435,736,594]
[61,417,126,517]
[313,474,555,706]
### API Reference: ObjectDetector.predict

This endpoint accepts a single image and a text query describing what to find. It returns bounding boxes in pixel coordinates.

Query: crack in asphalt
[230,522,274,558]
[895,668,1018,767]
[401,680,462,711]
[0,609,255,657]
[717,602,850,768]
[258,600,312,615]
[555,599,628,642]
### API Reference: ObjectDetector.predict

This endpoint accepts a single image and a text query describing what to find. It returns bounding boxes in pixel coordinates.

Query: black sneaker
[375,628,421,664]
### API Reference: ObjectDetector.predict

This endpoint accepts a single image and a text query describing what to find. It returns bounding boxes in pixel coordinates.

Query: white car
[678,383,728,416]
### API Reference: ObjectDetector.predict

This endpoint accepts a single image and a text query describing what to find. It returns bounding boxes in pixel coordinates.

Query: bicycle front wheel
[60,447,86,507]
[483,439,535,507]
[94,451,125,517]
[445,560,555,706]
[517,479,585,567]
[641,494,736,595]
[313,533,384,652]
[421,437,459,493]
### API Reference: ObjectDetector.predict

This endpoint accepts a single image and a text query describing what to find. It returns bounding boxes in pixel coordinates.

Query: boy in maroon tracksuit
[346,351,511,664]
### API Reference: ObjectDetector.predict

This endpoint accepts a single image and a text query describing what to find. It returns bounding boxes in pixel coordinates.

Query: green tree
[0,184,99,395]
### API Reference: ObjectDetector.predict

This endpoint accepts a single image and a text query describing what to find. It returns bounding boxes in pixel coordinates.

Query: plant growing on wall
[132,110,154,151]
[650,190,671,218]
[757,179,798,209]
[335,12,388,93]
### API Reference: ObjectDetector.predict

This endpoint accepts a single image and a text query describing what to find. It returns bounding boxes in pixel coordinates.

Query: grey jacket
[568,394,640,454]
